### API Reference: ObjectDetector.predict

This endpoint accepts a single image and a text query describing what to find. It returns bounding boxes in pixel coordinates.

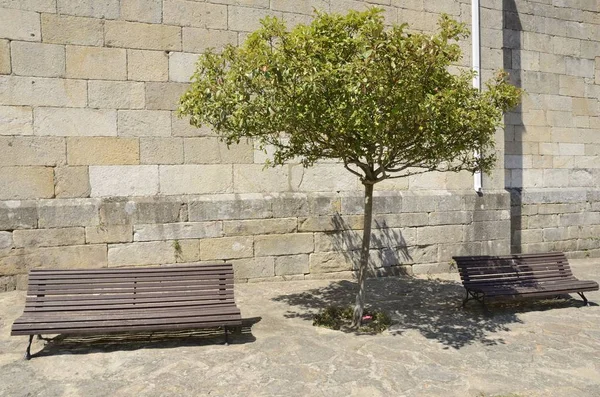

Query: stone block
[572,98,599,117]
[255,233,313,256]
[223,218,297,236]
[169,52,200,83]
[105,20,182,51]
[0,245,107,275]
[0,106,33,135]
[134,221,222,241]
[118,110,171,137]
[596,57,600,85]
[140,138,184,164]
[274,254,309,276]
[189,194,272,221]
[11,42,65,78]
[89,165,159,197]
[35,107,117,137]
[172,113,214,136]
[159,165,233,194]
[0,39,9,74]
[298,215,363,232]
[0,0,56,12]
[231,256,274,279]
[417,225,463,245]
[309,252,353,273]
[86,225,132,244]
[41,14,104,46]
[66,46,126,80]
[0,201,38,230]
[401,194,437,213]
[0,76,87,107]
[13,227,85,248]
[558,143,585,156]
[67,137,139,165]
[199,236,253,260]
[88,81,145,109]
[465,221,510,242]
[99,196,186,225]
[228,6,276,32]
[127,49,168,82]
[108,241,176,266]
[186,137,254,164]
[270,193,309,218]
[38,198,100,228]
[0,8,41,42]
[0,167,54,200]
[182,27,237,53]
[291,165,357,192]
[341,193,402,215]
[565,57,595,78]
[428,211,473,226]
[0,136,65,166]
[146,82,189,110]
[559,75,585,97]
[314,230,361,252]
[164,0,227,28]
[0,231,12,249]
[233,164,290,193]
[55,166,90,198]
[57,0,119,18]
[174,239,201,262]
[121,0,162,23]
[307,193,341,215]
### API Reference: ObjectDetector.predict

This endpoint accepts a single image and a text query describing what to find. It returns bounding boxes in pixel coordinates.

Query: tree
[179,9,522,327]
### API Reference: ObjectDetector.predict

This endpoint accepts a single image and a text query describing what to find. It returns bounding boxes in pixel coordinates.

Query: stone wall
[501,0,600,257]
[1,0,597,290]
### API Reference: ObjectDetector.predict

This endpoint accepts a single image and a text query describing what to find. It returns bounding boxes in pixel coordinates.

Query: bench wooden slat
[24,299,236,312]
[27,283,233,295]
[25,290,233,303]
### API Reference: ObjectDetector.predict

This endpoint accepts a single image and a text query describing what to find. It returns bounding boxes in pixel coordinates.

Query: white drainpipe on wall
[472,0,483,193]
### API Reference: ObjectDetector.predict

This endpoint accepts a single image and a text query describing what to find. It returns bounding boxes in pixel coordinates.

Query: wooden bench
[11,263,242,359]
[453,252,598,309]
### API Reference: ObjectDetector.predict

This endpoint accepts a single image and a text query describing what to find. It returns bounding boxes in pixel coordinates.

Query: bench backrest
[24,263,235,313]
[452,252,573,286]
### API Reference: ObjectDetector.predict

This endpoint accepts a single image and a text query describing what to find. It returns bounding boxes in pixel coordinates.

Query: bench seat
[12,263,242,359]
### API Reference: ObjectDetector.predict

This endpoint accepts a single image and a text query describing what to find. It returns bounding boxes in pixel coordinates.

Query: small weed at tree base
[313,306,391,334]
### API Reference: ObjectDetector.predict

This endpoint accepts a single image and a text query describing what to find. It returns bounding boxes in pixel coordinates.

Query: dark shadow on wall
[503,0,524,254]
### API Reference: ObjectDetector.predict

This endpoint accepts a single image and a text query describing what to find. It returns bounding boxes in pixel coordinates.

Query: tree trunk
[351,181,374,328]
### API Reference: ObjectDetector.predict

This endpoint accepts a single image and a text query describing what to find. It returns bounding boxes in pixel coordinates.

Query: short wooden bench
[12,263,242,359]
[453,252,598,309]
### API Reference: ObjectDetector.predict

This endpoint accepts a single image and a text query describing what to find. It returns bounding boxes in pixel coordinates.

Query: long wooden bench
[453,252,598,309]
[12,263,242,359]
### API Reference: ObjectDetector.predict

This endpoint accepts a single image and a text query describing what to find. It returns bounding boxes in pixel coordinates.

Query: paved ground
[1,260,599,397]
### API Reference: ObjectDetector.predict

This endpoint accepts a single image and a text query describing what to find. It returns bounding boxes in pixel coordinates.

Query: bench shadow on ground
[273,214,590,350]
[29,317,261,359]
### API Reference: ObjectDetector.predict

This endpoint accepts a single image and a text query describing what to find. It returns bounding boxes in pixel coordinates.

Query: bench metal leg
[224,326,229,346]
[577,292,589,306]
[25,335,33,360]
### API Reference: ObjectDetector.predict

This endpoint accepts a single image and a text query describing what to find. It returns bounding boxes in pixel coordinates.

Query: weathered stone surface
[140,138,184,164]
[134,221,222,241]
[429,211,473,226]
[0,106,33,135]
[271,193,309,218]
[416,225,463,245]
[275,254,309,276]
[88,81,145,109]
[0,167,54,200]
[0,201,37,230]
[66,46,127,80]
[13,227,85,248]
[41,14,104,46]
[189,194,272,221]
[105,20,182,51]
[54,166,90,198]
[172,114,214,136]
[0,244,107,274]
[0,8,41,42]
[233,164,290,193]
[118,110,171,137]
[228,6,276,31]
[163,0,227,28]
[145,82,189,110]
[314,230,361,252]
[199,236,254,260]
[465,221,510,242]
[185,137,254,164]
[174,239,201,262]
[89,165,159,197]
[255,233,313,256]
[34,107,117,137]
[0,76,87,107]
[0,0,56,12]
[0,231,13,249]
[108,241,176,266]
[309,252,353,273]
[0,39,9,75]
[0,136,65,166]
[11,42,65,78]
[57,0,119,18]
[99,197,186,225]
[298,215,363,232]
[127,49,168,82]
[67,137,139,165]
[169,52,200,83]
[38,198,100,228]
[230,256,274,279]
[291,165,357,193]
[182,27,238,53]
[85,225,133,244]
[159,165,233,195]
[121,0,163,23]
[223,218,297,236]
